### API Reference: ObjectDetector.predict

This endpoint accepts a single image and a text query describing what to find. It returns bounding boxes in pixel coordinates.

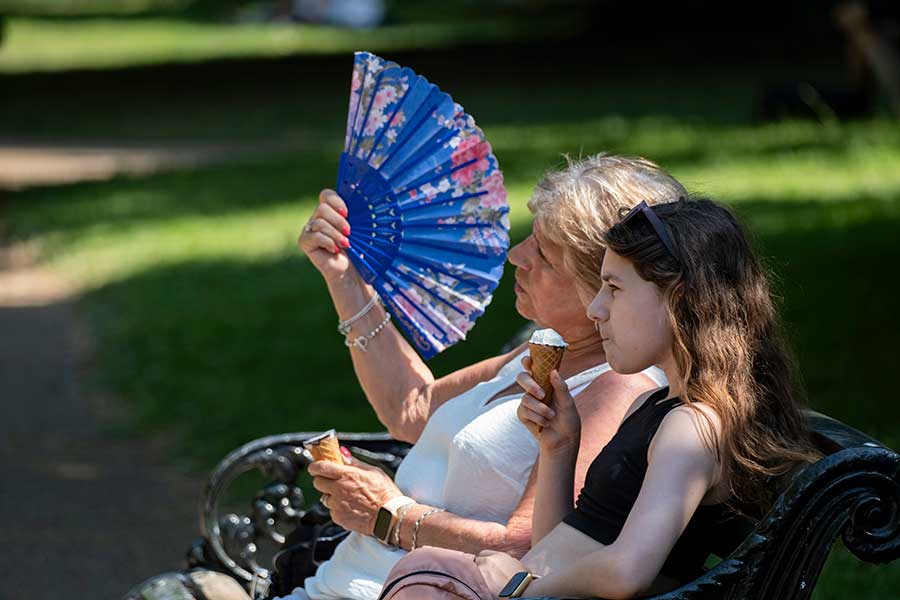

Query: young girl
[380,198,819,599]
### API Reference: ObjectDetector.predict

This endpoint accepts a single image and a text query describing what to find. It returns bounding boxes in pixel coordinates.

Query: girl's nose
[586,290,609,323]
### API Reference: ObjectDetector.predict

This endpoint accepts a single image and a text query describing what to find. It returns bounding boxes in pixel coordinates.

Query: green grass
[3,62,899,596]
[0,16,577,73]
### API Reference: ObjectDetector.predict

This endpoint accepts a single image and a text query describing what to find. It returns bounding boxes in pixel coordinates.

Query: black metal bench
[139,407,898,600]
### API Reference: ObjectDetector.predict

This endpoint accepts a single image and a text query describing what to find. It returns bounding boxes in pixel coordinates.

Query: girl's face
[587,249,674,374]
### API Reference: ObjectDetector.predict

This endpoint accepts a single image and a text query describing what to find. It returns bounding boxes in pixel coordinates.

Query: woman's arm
[395,469,536,557]
[300,189,522,443]
[310,455,538,557]
[523,405,722,599]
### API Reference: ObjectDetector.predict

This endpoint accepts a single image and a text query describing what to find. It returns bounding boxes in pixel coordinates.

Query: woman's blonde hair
[528,154,687,291]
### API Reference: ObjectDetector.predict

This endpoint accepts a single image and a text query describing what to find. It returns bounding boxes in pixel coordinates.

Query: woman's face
[508,221,592,332]
[587,249,674,374]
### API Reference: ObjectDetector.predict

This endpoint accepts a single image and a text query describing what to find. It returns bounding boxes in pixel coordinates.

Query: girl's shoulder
[652,401,726,494]
[664,401,723,438]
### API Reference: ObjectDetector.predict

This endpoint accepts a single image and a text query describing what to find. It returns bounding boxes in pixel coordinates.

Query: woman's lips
[514,281,525,294]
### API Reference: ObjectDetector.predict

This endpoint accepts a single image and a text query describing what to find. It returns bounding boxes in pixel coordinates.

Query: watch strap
[375,496,416,544]
[382,495,416,513]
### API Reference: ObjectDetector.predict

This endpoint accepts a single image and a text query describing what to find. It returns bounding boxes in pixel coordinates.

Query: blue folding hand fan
[336,51,509,359]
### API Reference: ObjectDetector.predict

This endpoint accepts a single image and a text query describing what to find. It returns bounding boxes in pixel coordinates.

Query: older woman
[275,154,686,600]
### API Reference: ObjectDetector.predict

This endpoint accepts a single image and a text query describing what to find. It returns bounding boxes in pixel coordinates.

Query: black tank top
[562,387,727,581]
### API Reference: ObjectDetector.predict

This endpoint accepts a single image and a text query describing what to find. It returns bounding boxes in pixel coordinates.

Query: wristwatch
[498,571,538,598]
[372,495,415,545]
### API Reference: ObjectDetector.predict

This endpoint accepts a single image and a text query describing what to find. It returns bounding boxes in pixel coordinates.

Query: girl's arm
[524,405,722,599]
[519,366,662,543]
[516,365,582,543]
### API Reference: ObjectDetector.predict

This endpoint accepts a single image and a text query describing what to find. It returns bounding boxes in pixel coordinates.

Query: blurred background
[1,0,898,598]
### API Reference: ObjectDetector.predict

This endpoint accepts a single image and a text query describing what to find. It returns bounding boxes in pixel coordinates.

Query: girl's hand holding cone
[516,356,581,454]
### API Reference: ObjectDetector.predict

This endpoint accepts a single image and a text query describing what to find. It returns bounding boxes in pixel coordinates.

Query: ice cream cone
[303,429,342,464]
[528,342,566,404]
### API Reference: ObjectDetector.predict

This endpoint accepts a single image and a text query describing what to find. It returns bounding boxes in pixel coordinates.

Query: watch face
[373,507,393,540]
[498,572,531,598]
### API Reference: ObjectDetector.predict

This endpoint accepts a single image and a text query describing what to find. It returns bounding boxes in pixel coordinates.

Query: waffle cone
[303,431,342,464]
[528,342,566,404]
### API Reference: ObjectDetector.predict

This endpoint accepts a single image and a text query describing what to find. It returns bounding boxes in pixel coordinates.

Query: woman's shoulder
[619,385,670,423]
[578,366,665,405]
[434,343,528,391]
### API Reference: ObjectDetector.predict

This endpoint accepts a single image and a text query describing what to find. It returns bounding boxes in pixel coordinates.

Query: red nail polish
[338,208,348,217]
[342,225,351,236]
[340,446,352,458]
[340,237,350,248]
[333,245,340,254]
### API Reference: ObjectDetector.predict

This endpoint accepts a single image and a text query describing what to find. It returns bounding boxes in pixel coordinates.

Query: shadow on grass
[81,237,528,467]
[0,50,853,144]
[735,200,900,450]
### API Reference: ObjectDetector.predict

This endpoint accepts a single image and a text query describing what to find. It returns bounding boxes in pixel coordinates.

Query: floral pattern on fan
[337,51,509,359]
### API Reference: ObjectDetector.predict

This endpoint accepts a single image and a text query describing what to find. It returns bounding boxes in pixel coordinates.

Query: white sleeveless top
[290,350,616,600]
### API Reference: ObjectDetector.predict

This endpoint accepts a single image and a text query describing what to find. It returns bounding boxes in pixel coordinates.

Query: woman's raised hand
[298,189,355,283]
[516,356,581,453]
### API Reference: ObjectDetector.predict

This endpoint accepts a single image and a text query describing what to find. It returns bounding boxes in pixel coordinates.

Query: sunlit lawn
[0,16,576,73]
[4,60,899,597]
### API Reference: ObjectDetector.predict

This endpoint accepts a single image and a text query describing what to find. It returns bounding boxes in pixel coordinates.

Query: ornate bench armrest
[658,444,897,600]
[192,431,411,583]
[804,410,889,455]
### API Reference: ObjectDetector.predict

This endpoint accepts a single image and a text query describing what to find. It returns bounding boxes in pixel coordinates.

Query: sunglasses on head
[620,200,678,259]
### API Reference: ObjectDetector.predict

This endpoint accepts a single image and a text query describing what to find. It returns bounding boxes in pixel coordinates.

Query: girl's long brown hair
[604,198,819,510]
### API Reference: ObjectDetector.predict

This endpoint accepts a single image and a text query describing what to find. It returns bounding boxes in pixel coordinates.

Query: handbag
[378,547,493,600]
[266,512,350,598]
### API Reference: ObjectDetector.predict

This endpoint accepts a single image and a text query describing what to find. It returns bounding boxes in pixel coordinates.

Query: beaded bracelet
[337,293,381,336]
[411,508,445,551]
[344,310,391,352]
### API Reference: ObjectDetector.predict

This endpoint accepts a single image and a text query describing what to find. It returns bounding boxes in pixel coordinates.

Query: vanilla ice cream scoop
[528,329,567,404]
[529,328,567,347]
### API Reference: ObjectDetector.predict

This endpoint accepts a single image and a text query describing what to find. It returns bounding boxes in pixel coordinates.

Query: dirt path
[0,139,304,189]
[0,244,207,600]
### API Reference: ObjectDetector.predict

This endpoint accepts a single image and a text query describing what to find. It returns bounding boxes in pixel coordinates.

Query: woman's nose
[508,240,528,268]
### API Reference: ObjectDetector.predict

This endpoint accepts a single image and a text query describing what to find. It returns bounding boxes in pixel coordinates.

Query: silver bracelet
[337,293,381,336]
[411,508,445,551]
[392,502,416,549]
[345,310,391,352]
